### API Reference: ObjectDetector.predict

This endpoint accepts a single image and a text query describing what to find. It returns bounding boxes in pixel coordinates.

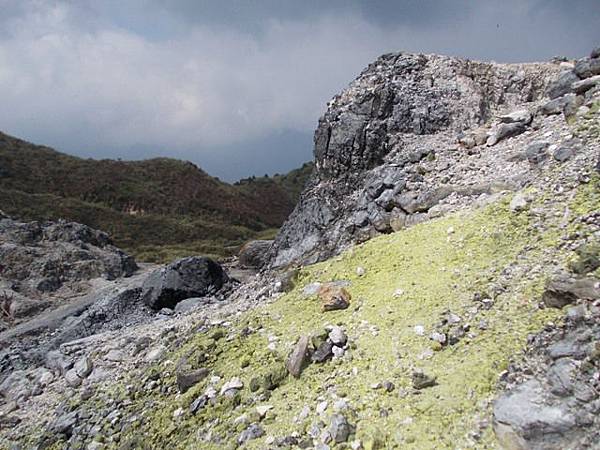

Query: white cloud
[0,0,596,179]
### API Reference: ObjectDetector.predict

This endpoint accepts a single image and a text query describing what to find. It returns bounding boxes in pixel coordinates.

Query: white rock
[173,407,184,418]
[356,266,366,276]
[316,401,328,415]
[105,349,126,362]
[328,326,347,346]
[144,345,166,363]
[220,377,244,395]
[414,325,425,336]
[393,288,405,298]
[509,193,529,212]
[332,346,345,358]
[256,405,273,418]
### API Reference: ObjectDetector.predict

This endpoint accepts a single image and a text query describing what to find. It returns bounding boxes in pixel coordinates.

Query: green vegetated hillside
[0,131,313,262]
[56,175,599,450]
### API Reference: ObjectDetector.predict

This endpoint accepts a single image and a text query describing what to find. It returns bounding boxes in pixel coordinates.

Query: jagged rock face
[0,217,137,325]
[271,52,561,268]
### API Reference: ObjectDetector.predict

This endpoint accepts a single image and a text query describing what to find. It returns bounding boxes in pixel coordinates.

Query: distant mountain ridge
[0,131,313,262]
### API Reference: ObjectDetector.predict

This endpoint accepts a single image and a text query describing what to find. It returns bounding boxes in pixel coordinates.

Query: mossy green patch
[79,183,599,450]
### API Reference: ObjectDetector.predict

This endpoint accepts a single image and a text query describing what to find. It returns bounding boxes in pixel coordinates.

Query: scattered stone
[177,368,210,393]
[498,109,532,125]
[74,356,93,379]
[329,414,353,443]
[382,381,395,392]
[238,424,265,444]
[573,58,600,79]
[487,122,526,146]
[256,405,273,419]
[412,371,437,390]
[318,284,351,312]
[49,411,79,436]
[332,346,345,358]
[312,340,334,363]
[316,401,329,415]
[553,146,574,162]
[328,326,348,346]
[105,349,126,362]
[287,335,310,377]
[190,395,209,414]
[220,377,244,396]
[239,240,274,269]
[45,351,73,375]
[144,345,166,363]
[525,141,550,165]
[509,193,529,213]
[414,325,425,336]
[429,332,447,345]
[64,368,82,387]
[546,71,580,99]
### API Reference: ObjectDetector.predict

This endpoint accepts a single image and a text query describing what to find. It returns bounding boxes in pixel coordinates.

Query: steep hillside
[0,133,312,262]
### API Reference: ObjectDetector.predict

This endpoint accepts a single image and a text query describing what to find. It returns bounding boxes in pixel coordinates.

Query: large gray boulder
[141,256,228,310]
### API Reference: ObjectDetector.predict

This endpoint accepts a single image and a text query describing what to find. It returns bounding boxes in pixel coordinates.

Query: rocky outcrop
[270,52,562,267]
[0,216,137,328]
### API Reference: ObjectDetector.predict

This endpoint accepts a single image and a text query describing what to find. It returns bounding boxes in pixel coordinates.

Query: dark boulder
[141,256,228,310]
[546,71,579,99]
[573,57,600,79]
[238,240,273,269]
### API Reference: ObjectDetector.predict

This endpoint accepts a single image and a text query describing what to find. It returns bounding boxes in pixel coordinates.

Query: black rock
[141,256,228,310]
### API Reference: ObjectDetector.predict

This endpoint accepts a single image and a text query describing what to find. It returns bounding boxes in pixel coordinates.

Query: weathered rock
[0,370,31,401]
[0,217,137,322]
[525,141,550,165]
[269,52,559,268]
[173,297,207,314]
[286,335,310,377]
[571,75,600,95]
[49,410,79,436]
[238,240,274,269]
[190,394,209,414]
[546,70,580,99]
[312,340,334,363]
[220,377,244,396]
[329,414,353,443]
[539,93,578,116]
[498,109,532,125]
[328,326,347,346]
[486,122,527,147]
[412,371,437,390]
[64,369,82,387]
[141,256,228,310]
[177,368,210,393]
[74,356,93,379]
[45,351,73,375]
[573,58,600,79]
[553,146,574,162]
[542,277,600,308]
[238,424,264,444]
[510,193,529,213]
[318,284,351,312]
[494,380,576,450]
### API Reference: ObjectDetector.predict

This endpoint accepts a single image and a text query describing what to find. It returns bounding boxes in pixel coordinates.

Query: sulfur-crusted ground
[9,169,596,450]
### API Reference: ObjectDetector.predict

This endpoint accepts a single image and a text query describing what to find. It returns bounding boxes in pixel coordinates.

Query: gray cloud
[0,0,598,180]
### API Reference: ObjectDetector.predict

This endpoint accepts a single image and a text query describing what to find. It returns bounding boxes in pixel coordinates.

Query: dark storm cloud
[0,0,598,180]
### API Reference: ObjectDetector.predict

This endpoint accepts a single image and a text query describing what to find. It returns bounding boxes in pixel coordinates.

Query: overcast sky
[0,1,598,181]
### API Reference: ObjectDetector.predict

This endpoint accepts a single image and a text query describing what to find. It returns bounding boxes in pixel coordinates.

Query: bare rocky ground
[0,48,600,449]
